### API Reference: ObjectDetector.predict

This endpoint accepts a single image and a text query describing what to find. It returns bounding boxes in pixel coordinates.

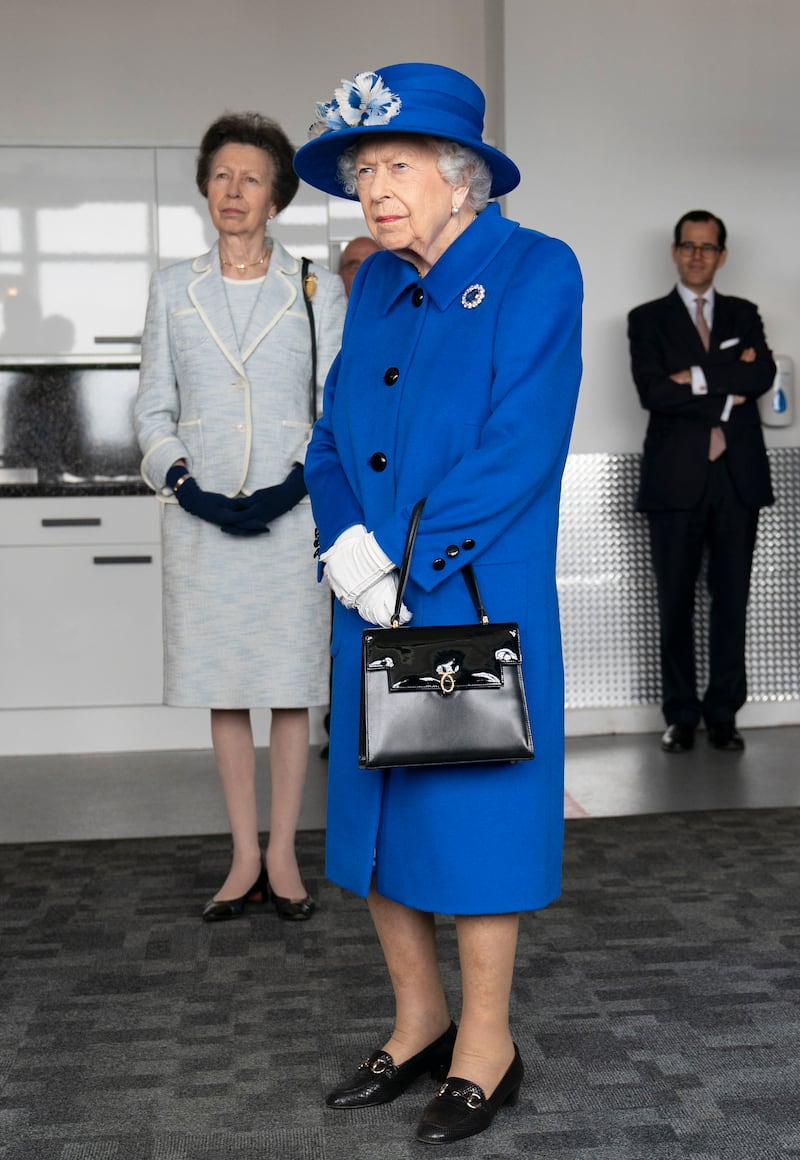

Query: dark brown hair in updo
[195,112,299,213]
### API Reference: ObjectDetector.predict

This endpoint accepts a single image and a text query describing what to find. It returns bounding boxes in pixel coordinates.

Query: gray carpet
[2,810,800,1158]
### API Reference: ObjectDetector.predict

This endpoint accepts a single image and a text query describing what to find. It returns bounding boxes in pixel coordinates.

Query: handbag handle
[392,498,489,628]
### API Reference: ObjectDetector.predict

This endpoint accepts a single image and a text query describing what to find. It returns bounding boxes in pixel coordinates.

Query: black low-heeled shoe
[268,879,316,922]
[416,1044,524,1145]
[201,864,270,923]
[326,1022,457,1109]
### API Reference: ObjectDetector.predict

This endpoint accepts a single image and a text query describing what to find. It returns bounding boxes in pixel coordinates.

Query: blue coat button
[369,452,388,471]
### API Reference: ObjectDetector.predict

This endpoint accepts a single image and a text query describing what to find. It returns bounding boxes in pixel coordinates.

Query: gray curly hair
[337,136,492,213]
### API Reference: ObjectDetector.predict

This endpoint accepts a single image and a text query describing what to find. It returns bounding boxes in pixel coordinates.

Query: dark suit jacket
[628,288,775,511]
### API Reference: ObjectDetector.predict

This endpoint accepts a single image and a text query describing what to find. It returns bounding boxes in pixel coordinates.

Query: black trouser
[647,457,759,727]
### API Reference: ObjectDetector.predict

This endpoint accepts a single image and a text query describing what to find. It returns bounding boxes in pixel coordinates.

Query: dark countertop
[0,481,149,498]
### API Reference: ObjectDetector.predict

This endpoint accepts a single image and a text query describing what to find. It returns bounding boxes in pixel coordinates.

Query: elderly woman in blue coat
[135,113,346,923]
[295,64,582,1145]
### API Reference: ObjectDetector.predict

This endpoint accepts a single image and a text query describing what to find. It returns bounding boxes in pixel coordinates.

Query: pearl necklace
[220,249,269,271]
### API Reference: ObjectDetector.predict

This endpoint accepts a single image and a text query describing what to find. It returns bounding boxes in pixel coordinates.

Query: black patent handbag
[358,499,534,769]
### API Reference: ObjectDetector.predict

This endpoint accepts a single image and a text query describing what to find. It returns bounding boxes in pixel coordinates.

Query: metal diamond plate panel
[556,449,800,709]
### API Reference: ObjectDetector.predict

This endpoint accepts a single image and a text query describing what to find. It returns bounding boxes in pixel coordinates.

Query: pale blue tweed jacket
[134,238,346,708]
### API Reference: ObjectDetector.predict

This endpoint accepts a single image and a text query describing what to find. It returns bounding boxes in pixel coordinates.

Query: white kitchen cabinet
[0,496,163,708]
[0,147,158,360]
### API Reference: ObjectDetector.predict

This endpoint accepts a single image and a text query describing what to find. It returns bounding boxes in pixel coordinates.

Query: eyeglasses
[676,242,722,255]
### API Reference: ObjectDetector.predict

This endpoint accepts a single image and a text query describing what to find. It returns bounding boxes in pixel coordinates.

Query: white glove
[321,524,396,608]
[355,572,412,628]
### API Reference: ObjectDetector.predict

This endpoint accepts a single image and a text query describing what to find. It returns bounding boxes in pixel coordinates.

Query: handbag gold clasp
[439,672,456,695]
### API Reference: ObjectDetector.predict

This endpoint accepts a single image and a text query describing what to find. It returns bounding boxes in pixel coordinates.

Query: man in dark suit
[628,210,775,753]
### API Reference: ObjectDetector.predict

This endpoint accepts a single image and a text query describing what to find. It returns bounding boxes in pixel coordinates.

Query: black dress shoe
[707,722,745,751]
[416,1044,524,1145]
[202,864,269,922]
[661,723,695,753]
[268,879,316,922]
[326,1022,457,1109]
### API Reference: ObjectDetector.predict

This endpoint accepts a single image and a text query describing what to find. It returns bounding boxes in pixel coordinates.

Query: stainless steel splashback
[557,449,800,710]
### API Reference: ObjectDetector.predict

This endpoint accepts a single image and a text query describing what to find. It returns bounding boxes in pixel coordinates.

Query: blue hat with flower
[293,62,520,200]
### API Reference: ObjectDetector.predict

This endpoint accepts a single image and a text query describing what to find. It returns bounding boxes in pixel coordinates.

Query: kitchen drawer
[0,496,161,546]
[0,542,163,708]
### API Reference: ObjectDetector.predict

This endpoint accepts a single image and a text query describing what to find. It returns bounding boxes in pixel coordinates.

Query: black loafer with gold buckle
[325,1022,457,1109]
[416,1044,524,1144]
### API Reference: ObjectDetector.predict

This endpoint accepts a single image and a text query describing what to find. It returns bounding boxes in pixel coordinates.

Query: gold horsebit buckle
[436,1080,484,1109]
[363,1052,392,1075]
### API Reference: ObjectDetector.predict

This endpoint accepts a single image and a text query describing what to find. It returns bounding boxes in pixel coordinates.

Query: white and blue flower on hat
[309,71,402,137]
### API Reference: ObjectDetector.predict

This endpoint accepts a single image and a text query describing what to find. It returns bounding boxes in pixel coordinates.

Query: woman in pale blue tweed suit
[135,113,346,922]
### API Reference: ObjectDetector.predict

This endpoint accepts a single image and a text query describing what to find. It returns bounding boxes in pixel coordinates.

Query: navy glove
[166,464,254,530]
[221,464,307,536]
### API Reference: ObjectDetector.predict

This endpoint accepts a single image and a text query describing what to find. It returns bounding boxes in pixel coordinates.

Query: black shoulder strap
[301,257,318,427]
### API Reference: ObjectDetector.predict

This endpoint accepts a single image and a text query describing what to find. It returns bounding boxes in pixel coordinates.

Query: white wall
[504,0,800,454]
[0,0,493,149]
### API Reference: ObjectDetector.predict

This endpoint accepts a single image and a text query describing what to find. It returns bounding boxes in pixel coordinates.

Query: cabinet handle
[42,517,102,527]
[94,335,142,344]
[93,555,153,565]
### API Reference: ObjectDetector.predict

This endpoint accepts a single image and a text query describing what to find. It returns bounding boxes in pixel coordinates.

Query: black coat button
[446,545,459,558]
[462,538,475,550]
[369,452,388,472]
[432,558,445,571]
[412,287,424,307]
[384,367,400,385]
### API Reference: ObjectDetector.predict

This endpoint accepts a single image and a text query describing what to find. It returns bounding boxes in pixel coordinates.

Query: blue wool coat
[304,204,582,914]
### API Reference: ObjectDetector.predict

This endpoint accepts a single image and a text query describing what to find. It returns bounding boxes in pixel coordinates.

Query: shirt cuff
[690,366,708,395]
[720,394,735,423]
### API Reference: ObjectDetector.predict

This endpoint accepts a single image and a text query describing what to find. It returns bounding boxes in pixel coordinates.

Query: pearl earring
[451,204,460,215]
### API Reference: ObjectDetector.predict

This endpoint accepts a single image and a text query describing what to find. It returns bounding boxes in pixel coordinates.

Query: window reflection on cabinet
[0,148,157,360]
[155,149,215,268]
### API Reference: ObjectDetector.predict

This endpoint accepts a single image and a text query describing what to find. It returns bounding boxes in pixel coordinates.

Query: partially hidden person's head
[338,236,380,295]
[196,112,300,218]
[672,209,727,295]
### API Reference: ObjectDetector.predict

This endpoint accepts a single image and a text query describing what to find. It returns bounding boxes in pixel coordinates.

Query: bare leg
[368,885,452,1062]
[449,912,519,1095]
[264,707,309,901]
[209,708,261,900]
